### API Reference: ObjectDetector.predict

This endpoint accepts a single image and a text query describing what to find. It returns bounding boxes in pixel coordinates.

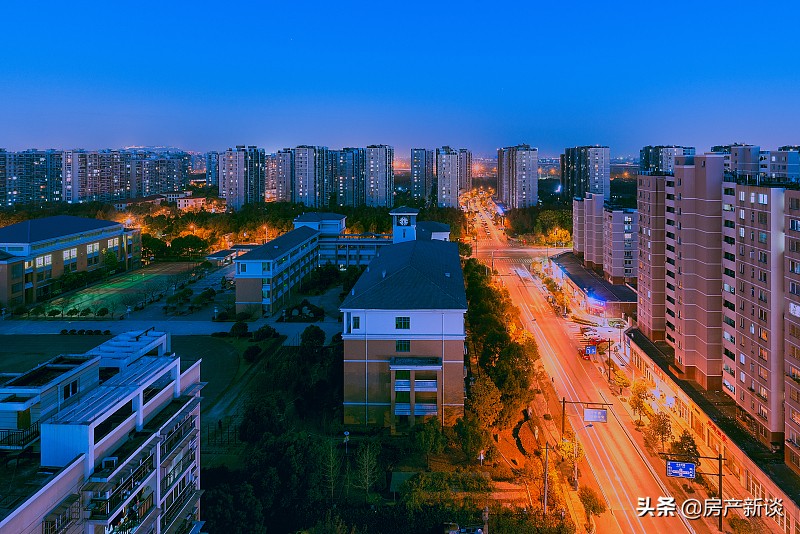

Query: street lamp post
[343,431,350,455]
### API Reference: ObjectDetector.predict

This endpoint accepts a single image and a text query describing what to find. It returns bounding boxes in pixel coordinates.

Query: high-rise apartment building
[294,146,330,208]
[784,189,800,474]
[62,150,133,203]
[218,145,266,210]
[436,147,459,208]
[639,145,695,175]
[365,145,394,207]
[560,146,610,200]
[636,173,667,341]
[130,153,187,198]
[205,151,219,186]
[333,148,366,207]
[265,152,278,201]
[572,193,604,272]
[665,154,724,390]
[603,205,638,284]
[769,146,800,181]
[497,144,539,209]
[4,149,63,206]
[275,149,294,203]
[411,149,435,201]
[458,149,472,192]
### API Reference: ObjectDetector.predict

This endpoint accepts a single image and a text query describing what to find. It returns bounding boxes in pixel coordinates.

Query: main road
[469,202,696,534]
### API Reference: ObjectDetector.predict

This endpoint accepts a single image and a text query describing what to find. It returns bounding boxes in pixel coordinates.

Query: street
[468,197,695,534]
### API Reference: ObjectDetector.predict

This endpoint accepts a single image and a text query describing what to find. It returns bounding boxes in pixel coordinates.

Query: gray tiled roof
[294,212,346,222]
[416,220,451,240]
[341,240,466,310]
[237,226,319,261]
[0,216,121,244]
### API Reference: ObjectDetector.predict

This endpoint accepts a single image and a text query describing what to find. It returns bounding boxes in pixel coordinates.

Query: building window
[396,340,410,353]
[352,316,360,330]
[395,317,410,329]
[62,379,78,400]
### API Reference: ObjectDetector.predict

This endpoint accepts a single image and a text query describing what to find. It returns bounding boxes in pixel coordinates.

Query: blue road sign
[585,345,597,355]
[666,461,696,479]
[583,408,608,423]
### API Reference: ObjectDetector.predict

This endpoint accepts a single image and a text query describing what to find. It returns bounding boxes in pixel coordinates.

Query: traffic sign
[666,461,696,479]
[583,408,608,423]
[585,345,597,355]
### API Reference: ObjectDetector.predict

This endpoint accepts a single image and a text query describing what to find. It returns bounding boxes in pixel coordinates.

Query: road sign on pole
[583,408,608,423]
[666,461,696,479]
[585,345,597,355]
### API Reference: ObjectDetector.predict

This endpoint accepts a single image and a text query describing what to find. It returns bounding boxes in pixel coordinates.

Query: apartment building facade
[436,147,459,208]
[458,148,472,192]
[497,144,538,209]
[332,148,365,208]
[636,173,667,341]
[560,145,610,200]
[572,193,605,272]
[218,145,266,210]
[410,148,435,201]
[0,330,202,534]
[603,206,637,284]
[0,215,141,306]
[365,145,394,208]
[340,239,467,430]
[639,145,695,175]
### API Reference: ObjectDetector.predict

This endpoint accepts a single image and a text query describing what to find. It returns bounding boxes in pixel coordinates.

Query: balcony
[161,482,202,533]
[107,490,156,534]
[161,415,198,460]
[85,452,155,520]
[0,421,40,450]
[162,450,197,495]
[394,380,438,392]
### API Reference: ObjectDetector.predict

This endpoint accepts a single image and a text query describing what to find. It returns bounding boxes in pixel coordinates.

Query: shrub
[210,331,229,338]
[215,311,229,321]
[252,324,279,341]
[103,330,111,335]
[94,330,102,335]
[243,345,262,363]
[13,305,27,316]
[68,329,77,335]
[60,329,68,335]
[235,311,251,322]
[66,308,80,317]
[543,413,553,421]
[96,308,109,317]
[77,329,85,335]
[80,308,92,317]
[47,309,61,317]
[230,321,249,338]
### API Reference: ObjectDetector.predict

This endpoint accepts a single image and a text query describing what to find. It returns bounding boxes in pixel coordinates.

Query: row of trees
[505,206,572,243]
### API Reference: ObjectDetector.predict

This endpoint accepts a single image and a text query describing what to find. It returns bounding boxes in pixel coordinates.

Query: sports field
[44,263,196,313]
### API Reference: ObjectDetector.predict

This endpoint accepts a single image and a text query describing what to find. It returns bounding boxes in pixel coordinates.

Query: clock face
[398,216,409,226]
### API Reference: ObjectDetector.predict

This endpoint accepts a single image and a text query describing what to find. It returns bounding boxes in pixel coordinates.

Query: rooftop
[237,226,319,262]
[627,328,800,507]
[294,212,346,222]
[0,216,122,245]
[0,452,80,524]
[206,249,237,259]
[550,252,637,303]
[2,356,91,388]
[389,206,419,215]
[84,329,169,367]
[48,355,176,425]
[341,240,467,311]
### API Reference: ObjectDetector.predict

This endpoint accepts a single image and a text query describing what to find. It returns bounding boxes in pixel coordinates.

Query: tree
[578,486,606,524]
[321,439,342,502]
[630,381,652,423]
[102,250,120,274]
[300,324,326,349]
[170,234,209,259]
[353,441,380,503]
[413,417,447,469]
[454,413,491,461]
[558,433,585,471]
[467,374,503,431]
[612,370,631,395]
[141,233,168,260]
[648,411,673,452]
[230,321,249,338]
[670,430,701,471]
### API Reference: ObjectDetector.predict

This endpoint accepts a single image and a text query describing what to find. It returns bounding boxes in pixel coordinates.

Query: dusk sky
[2,0,800,158]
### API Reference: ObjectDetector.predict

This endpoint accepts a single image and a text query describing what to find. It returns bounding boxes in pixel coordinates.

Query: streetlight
[563,423,593,490]
[263,225,268,244]
[343,431,350,455]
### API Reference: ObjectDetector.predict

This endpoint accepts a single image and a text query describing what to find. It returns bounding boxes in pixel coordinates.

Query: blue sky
[2,0,799,158]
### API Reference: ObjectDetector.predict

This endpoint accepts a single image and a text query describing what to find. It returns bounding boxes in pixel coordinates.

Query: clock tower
[389,206,419,243]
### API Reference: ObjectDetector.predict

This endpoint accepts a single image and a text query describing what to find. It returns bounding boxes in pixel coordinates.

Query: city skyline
[3,1,800,157]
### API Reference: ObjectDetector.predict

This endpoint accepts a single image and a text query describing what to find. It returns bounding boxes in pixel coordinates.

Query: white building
[294,146,329,208]
[0,330,203,534]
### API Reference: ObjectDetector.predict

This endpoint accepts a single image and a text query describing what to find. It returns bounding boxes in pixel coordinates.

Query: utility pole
[717,453,723,533]
[607,338,614,385]
[482,506,489,534]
